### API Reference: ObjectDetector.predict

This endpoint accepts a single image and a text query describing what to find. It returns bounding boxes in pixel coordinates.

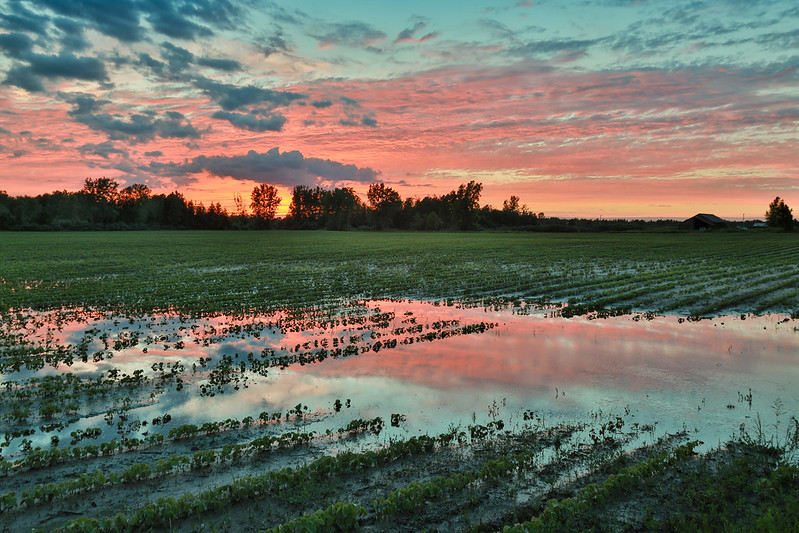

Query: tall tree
[324,187,364,230]
[448,181,483,230]
[119,183,151,203]
[766,197,794,231]
[503,195,522,213]
[233,194,247,217]
[81,177,119,203]
[118,183,152,224]
[250,184,281,225]
[367,183,401,229]
[81,177,120,227]
[288,185,326,227]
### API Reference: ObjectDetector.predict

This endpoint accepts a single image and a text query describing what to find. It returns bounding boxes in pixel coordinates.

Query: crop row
[0,407,327,474]
[47,430,455,531]
[2,417,384,511]
[501,440,702,532]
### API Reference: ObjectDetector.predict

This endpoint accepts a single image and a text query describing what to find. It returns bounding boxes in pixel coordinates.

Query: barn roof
[693,213,727,224]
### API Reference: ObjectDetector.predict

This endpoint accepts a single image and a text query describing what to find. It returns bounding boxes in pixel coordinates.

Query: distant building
[678,213,728,230]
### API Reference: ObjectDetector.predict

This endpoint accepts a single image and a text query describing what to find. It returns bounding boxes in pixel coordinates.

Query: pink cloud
[2,56,796,219]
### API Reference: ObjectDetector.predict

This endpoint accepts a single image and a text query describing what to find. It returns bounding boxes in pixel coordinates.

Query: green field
[1,230,798,531]
[3,230,799,315]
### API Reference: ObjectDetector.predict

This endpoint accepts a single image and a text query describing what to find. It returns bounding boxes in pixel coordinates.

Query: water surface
[2,301,797,455]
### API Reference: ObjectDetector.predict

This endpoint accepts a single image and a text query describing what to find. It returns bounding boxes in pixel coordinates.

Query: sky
[0,0,797,219]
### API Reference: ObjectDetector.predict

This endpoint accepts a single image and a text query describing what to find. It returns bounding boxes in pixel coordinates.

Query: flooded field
[3,301,797,458]
[2,231,798,531]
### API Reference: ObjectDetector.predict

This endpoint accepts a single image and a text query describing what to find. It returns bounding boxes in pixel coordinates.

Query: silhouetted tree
[160,192,193,227]
[367,183,401,230]
[205,202,230,229]
[0,190,11,229]
[447,181,483,230]
[503,195,523,214]
[766,197,794,231]
[323,187,365,230]
[81,177,120,227]
[250,184,281,226]
[118,184,152,224]
[82,177,119,203]
[288,185,325,228]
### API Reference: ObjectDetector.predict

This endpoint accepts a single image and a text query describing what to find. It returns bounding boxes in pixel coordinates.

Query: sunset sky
[0,0,797,218]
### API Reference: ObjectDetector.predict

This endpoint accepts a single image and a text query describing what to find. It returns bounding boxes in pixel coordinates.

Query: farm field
[1,230,798,531]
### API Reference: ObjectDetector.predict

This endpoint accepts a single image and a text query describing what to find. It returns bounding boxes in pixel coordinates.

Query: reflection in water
[1,301,797,454]
[285,302,799,445]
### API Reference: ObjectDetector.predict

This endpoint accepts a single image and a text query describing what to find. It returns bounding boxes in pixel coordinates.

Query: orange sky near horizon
[0,1,797,219]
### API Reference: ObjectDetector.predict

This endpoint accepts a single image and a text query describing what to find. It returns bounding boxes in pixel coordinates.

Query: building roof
[692,213,727,224]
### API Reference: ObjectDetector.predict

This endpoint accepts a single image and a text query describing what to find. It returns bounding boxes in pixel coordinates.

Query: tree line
[0,178,792,231]
[0,178,543,231]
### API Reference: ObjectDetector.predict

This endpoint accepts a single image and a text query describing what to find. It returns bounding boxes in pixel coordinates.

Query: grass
[2,230,798,315]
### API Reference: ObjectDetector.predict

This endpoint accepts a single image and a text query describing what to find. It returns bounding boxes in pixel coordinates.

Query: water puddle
[1,301,797,456]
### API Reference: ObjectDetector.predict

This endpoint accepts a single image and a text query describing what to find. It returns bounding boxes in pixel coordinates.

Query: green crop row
[46,431,454,532]
[3,416,384,511]
[501,441,702,532]
[371,447,540,519]
[264,501,368,533]
[1,409,303,474]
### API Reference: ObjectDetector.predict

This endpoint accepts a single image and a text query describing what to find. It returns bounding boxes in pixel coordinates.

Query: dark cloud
[339,115,378,128]
[146,3,212,40]
[54,17,90,51]
[311,99,333,108]
[173,0,242,30]
[511,38,600,57]
[78,141,129,159]
[160,41,195,74]
[137,52,168,75]
[136,43,241,79]
[755,28,799,49]
[31,137,54,148]
[263,3,310,25]
[72,113,161,143]
[67,102,201,143]
[145,147,379,186]
[61,92,111,115]
[211,110,287,132]
[38,0,144,42]
[145,150,163,157]
[196,57,241,71]
[1,38,109,92]
[195,78,306,110]
[395,22,425,44]
[33,0,242,44]
[158,111,203,138]
[29,52,107,81]
[0,33,35,58]
[394,21,439,45]
[3,66,40,92]
[259,28,293,56]
[0,1,50,35]
[310,21,386,49]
